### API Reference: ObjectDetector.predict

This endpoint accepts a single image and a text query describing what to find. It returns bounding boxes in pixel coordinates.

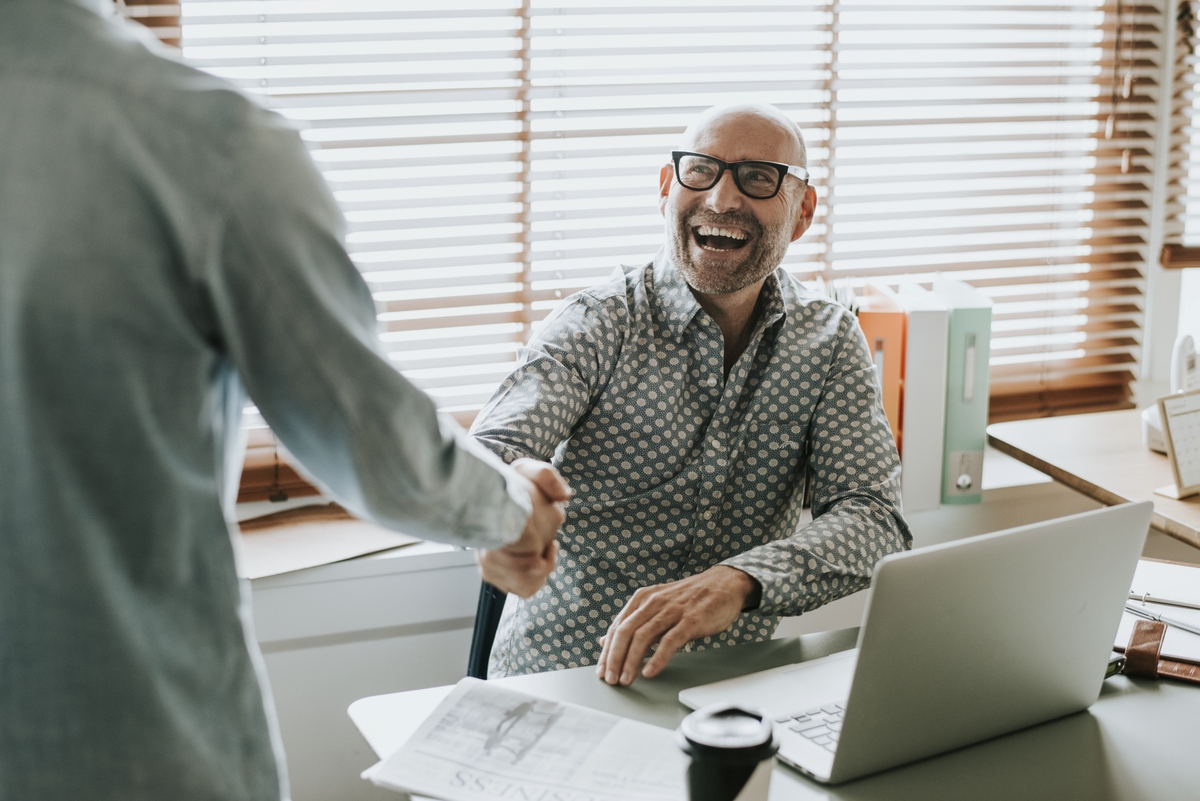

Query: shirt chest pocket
[743,421,806,472]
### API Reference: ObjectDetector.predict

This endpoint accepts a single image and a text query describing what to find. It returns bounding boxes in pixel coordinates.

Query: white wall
[252,544,480,801]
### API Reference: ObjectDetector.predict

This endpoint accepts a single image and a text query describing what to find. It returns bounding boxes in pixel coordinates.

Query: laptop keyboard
[775,702,846,753]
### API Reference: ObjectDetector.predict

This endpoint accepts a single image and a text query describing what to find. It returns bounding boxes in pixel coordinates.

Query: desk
[988,409,1200,548]
[349,631,1200,801]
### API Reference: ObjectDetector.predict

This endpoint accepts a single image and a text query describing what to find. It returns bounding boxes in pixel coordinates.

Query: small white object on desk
[1142,334,1196,455]
[1171,334,1198,395]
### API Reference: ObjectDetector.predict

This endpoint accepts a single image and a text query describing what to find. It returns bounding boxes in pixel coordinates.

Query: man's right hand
[476,459,571,598]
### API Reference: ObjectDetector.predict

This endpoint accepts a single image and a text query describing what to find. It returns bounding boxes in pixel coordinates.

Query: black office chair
[467,580,507,679]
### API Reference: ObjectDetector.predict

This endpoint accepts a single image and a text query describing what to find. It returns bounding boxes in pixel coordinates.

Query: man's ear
[789,184,817,242]
[659,164,673,217]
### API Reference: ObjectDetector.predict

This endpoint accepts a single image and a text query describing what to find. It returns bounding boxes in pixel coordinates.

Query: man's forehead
[681,106,805,164]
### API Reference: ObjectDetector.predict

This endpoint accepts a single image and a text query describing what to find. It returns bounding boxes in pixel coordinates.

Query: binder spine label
[943,450,984,502]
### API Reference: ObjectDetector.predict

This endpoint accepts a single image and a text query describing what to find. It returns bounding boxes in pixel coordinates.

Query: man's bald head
[680,103,807,169]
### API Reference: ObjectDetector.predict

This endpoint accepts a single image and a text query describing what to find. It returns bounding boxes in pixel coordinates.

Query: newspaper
[363,678,687,801]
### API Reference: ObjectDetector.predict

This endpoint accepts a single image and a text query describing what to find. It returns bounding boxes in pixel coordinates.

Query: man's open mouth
[693,224,750,252]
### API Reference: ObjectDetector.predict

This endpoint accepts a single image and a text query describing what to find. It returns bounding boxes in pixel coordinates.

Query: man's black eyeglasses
[671,151,810,200]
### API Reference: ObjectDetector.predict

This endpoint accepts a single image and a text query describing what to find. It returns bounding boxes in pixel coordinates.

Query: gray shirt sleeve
[722,315,912,616]
[204,108,530,548]
[471,294,620,463]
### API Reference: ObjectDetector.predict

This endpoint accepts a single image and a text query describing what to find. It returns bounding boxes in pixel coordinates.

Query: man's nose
[704,169,744,213]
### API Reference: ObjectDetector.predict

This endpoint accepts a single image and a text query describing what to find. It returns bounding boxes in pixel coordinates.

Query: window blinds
[821,1,1162,421]
[130,1,1172,444]
[1163,0,1199,264]
[119,0,180,46]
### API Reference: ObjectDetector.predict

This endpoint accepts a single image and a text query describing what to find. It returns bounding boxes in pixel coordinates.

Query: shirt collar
[758,270,788,330]
[651,249,790,340]
[651,250,704,339]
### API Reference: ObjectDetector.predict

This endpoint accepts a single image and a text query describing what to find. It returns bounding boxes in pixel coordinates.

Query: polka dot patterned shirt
[471,252,912,677]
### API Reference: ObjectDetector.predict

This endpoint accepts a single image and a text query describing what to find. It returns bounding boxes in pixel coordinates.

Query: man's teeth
[696,225,748,241]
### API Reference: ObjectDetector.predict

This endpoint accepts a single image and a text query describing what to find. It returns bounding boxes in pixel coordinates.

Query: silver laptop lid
[829,501,1151,782]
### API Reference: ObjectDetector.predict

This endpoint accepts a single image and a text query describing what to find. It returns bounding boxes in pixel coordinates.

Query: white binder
[896,285,950,513]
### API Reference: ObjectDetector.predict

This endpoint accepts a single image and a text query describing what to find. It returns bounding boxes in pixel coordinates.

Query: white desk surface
[349,630,1200,801]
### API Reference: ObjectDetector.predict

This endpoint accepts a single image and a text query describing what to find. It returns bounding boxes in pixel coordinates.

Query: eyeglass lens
[676,153,782,199]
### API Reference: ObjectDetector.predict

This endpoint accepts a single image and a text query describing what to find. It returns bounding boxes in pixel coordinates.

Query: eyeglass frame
[670,150,810,200]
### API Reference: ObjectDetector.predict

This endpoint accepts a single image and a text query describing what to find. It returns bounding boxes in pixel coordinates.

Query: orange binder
[855,284,907,453]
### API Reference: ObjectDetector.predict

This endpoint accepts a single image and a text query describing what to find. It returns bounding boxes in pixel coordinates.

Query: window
[814,1,1162,422]
[1164,0,1199,264]
[124,1,1177,495]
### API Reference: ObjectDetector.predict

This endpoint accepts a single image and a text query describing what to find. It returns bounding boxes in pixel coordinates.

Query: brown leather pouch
[1124,620,1200,684]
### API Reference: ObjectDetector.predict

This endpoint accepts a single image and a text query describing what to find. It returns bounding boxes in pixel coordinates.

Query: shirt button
[706,375,719,388]
[702,508,715,520]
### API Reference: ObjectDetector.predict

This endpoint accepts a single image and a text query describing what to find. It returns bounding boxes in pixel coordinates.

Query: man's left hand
[595,566,762,686]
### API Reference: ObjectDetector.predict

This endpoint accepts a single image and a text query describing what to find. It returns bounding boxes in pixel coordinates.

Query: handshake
[476,458,571,599]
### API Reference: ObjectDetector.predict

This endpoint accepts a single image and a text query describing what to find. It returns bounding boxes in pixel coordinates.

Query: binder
[1116,559,1200,666]
[855,284,906,450]
[896,285,950,513]
[933,278,993,505]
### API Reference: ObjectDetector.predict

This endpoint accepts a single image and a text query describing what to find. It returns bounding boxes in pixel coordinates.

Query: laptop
[679,502,1152,784]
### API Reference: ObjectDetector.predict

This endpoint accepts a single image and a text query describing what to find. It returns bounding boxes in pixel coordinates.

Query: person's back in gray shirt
[0,1,530,798]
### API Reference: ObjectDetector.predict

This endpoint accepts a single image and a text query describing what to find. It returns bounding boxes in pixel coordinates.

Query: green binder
[933,278,993,505]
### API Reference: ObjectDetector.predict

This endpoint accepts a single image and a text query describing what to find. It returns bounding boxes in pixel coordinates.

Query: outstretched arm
[210,106,540,551]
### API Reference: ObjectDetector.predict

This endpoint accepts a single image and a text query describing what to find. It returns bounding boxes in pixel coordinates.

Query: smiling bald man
[472,103,911,685]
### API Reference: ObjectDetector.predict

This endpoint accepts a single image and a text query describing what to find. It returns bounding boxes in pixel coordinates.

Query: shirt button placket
[688,330,727,569]
[699,428,728,552]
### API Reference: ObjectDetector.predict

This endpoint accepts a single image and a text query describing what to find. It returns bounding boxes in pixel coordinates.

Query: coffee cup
[677,703,777,801]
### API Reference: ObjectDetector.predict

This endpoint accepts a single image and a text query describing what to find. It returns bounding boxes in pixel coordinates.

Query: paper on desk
[236,504,419,580]
[1114,560,1200,664]
[363,678,687,801]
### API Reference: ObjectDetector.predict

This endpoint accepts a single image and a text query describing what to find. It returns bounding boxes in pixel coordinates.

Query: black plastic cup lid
[677,704,778,764]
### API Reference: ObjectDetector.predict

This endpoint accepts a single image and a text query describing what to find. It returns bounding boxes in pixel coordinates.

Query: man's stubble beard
[666,204,792,295]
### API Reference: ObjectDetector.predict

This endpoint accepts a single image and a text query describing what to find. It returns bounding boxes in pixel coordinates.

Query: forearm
[342,401,533,549]
[255,333,532,549]
[722,489,910,617]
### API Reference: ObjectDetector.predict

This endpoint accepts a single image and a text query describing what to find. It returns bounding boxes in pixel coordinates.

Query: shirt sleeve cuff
[718,554,790,617]
[454,434,532,548]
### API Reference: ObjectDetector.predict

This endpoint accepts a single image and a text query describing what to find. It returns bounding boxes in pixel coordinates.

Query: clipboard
[1155,387,1200,500]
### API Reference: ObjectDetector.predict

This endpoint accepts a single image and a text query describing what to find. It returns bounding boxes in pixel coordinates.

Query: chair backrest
[467,581,508,679]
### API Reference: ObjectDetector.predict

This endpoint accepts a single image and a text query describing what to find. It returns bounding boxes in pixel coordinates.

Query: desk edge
[987,433,1200,550]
